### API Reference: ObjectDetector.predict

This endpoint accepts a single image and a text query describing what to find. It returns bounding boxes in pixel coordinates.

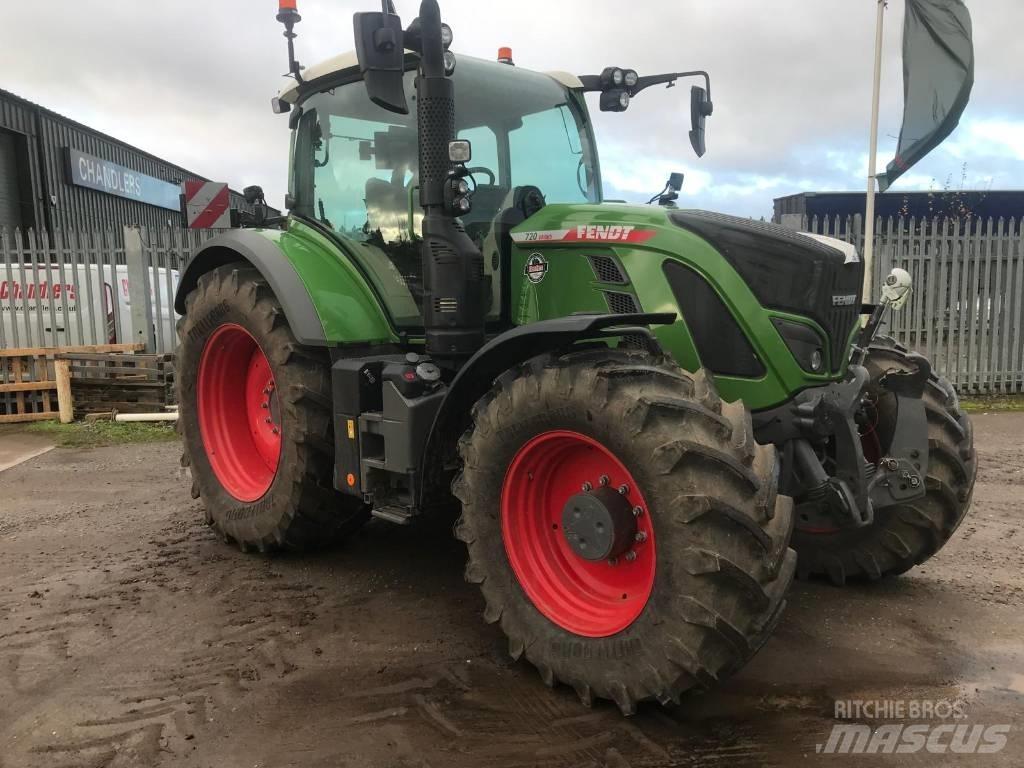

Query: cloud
[2,0,1021,218]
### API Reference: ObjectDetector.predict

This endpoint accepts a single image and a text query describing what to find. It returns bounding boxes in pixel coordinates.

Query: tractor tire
[176,262,367,552]
[453,350,796,714]
[792,336,976,585]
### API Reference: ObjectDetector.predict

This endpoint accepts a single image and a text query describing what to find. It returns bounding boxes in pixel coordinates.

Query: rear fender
[174,226,398,347]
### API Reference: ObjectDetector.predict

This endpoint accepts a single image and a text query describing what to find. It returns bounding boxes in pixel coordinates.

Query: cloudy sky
[4,0,1021,218]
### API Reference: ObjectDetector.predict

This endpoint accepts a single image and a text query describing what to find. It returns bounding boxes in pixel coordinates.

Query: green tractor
[175,0,977,713]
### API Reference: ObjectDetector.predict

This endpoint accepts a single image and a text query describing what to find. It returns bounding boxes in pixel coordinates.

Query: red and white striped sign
[183,181,231,229]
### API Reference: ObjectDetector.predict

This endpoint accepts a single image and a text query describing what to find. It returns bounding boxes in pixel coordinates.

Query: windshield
[291,57,599,326]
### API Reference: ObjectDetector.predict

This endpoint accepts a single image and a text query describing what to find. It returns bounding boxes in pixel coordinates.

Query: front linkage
[756,268,928,531]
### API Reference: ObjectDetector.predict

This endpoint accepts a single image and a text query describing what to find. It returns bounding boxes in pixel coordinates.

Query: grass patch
[960,394,1024,413]
[25,419,179,448]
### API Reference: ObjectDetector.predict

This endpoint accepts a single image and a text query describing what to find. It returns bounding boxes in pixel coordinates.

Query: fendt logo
[575,225,640,241]
[511,226,656,245]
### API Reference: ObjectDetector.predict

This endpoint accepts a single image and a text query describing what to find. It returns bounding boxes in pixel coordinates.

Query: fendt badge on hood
[511,226,656,244]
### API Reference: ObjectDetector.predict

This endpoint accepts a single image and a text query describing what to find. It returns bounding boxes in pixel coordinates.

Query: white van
[0,263,179,350]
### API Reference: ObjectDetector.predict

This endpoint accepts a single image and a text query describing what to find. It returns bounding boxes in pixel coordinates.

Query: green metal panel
[265,218,401,345]
[509,203,843,411]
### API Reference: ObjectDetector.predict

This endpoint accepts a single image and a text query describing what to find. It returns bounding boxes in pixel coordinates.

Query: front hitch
[786,353,930,530]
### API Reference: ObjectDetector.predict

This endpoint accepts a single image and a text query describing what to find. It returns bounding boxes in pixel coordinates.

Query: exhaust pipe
[415,0,485,360]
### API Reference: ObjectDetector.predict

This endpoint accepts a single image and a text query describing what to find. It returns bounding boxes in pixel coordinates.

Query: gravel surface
[0,414,1021,767]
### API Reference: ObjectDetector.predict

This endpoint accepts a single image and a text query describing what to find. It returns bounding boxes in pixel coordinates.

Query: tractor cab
[281,54,600,326]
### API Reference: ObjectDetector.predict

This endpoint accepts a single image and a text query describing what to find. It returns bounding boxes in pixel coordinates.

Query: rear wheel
[176,262,368,551]
[792,336,977,584]
[454,350,796,713]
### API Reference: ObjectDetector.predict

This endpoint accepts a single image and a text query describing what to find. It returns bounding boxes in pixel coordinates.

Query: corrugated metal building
[0,88,265,233]
[774,190,1024,225]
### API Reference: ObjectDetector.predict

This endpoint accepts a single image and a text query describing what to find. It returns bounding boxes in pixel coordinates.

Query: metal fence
[3,218,1024,394]
[0,226,214,354]
[797,214,1024,394]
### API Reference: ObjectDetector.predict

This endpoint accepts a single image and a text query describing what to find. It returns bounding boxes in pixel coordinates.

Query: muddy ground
[0,414,1021,768]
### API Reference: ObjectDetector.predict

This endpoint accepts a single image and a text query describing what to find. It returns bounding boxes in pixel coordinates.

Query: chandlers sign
[65,148,181,211]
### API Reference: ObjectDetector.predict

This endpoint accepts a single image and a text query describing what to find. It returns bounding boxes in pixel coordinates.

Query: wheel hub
[562,487,637,561]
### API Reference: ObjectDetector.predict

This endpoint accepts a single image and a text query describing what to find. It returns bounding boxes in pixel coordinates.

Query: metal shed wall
[0,89,265,235]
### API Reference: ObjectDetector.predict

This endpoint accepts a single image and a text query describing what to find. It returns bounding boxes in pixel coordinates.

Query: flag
[877,0,974,193]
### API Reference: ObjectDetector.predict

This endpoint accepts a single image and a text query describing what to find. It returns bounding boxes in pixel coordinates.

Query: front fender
[418,312,675,507]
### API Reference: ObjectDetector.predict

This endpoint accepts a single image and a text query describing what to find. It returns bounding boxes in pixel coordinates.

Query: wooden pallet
[61,352,176,415]
[0,344,144,423]
[0,353,59,423]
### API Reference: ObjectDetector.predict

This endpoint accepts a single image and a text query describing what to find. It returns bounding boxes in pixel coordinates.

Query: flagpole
[863,0,887,300]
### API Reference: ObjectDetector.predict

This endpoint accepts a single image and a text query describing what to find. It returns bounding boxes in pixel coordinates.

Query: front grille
[826,271,861,368]
[669,210,864,374]
[588,254,627,284]
[604,291,640,315]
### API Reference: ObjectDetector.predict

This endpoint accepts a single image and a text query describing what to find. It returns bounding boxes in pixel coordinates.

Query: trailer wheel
[792,336,977,584]
[176,262,367,552]
[454,350,796,713]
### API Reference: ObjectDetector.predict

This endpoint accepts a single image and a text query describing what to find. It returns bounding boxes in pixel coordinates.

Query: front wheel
[454,351,796,713]
[176,263,367,552]
[792,336,977,584]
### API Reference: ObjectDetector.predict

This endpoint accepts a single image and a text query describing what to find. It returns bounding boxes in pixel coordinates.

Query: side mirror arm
[577,70,712,104]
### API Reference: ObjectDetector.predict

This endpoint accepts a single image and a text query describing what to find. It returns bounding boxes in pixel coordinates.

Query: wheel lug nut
[599,475,609,486]
[633,506,643,517]
[625,551,637,562]
[618,484,629,495]
[272,427,280,435]
[607,557,618,566]
[265,418,272,424]
[634,531,647,543]
[261,402,269,409]
[582,481,592,492]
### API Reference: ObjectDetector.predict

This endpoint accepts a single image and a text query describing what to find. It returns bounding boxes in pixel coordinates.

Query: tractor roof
[277,52,583,104]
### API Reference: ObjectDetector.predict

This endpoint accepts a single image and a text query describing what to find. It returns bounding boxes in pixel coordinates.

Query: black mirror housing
[353,11,408,115]
[667,172,684,192]
[243,185,265,205]
[689,86,712,157]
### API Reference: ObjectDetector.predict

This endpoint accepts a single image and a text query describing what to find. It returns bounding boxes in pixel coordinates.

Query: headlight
[611,68,624,86]
[599,89,631,112]
[623,69,639,88]
[810,348,823,373]
[440,23,453,48]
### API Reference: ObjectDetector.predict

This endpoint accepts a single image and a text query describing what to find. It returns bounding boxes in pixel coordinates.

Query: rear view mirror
[688,86,713,157]
[353,11,408,115]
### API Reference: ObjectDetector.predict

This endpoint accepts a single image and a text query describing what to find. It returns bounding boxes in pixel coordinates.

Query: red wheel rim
[198,324,281,502]
[501,430,656,637]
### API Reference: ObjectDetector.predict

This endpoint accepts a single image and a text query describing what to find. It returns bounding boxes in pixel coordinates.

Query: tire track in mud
[308,659,779,768]
[1,480,326,768]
